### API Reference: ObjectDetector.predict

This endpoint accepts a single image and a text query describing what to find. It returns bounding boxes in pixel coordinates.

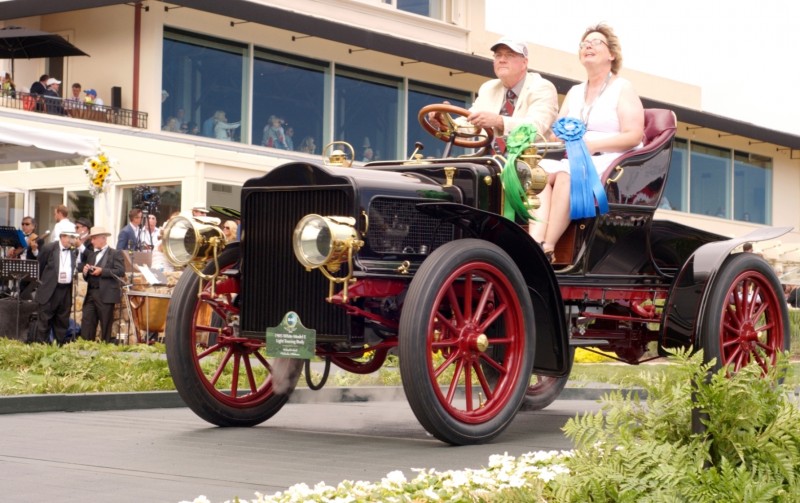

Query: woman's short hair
[581,23,622,74]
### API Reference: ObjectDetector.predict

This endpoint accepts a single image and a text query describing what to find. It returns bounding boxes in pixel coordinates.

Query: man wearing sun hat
[191,202,209,217]
[431,36,558,153]
[79,226,125,343]
[35,227,80,345]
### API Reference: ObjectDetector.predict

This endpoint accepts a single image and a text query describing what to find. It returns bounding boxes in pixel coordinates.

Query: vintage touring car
[161,105,790,445]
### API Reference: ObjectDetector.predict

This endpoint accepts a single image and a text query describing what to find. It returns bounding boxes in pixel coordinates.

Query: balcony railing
[0,91,148,129]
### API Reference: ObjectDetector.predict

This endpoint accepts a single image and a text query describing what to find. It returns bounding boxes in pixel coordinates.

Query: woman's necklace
[580,71,613,124]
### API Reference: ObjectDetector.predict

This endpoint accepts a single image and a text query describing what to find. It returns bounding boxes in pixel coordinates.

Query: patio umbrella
[0,26,89,78]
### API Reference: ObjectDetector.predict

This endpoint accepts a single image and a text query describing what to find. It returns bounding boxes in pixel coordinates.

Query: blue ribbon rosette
[552,117,608,219]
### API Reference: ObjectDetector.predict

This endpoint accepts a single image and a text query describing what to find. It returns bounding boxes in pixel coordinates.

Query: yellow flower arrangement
[83,150,119,197]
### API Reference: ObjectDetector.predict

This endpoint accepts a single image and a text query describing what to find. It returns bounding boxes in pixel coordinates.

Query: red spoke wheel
[701,253,789,374]
[165,246,289,426]
[399,239,534,445]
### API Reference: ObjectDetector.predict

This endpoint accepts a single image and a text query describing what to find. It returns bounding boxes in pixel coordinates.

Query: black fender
[416,202,571,377]
[660,226,791,353]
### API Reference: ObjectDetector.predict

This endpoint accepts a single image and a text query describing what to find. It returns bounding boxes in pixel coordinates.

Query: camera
[133,185,160,215]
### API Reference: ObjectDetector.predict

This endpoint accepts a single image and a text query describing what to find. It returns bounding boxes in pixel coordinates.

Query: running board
[569,338,610,347]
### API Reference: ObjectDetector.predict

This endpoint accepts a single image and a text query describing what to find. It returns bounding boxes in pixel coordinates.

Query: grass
[0,339,798,395]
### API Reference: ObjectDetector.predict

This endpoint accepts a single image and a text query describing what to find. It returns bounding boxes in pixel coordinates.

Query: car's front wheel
[399,239,535,445]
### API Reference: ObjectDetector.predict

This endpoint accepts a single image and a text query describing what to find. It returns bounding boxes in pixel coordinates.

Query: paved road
[0,398,601,503]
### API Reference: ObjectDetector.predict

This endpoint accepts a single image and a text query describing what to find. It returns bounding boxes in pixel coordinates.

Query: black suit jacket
[37,241,78,305]
[80,246,126,304]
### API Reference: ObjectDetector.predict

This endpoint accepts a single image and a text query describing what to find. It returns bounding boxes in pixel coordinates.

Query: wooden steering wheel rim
[418,103,494,149]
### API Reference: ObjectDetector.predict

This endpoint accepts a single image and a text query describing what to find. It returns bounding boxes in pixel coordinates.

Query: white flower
[382,470,406,486]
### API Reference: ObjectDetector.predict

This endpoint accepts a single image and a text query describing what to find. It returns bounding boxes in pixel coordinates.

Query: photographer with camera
[80,226,125,343]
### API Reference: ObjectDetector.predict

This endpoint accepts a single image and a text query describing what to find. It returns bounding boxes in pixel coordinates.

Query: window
[690,143,730,218]
[67,190,94,226]
[407,82,470,158]
[335,67,400,161]
[252,49,327,153]
[664,138,771,224]
[162,28,246,143]
[383,0,443,18]
[663,138,688,211]
[206,182,242,213]
[734,152,771,224]
[119,184,182,232]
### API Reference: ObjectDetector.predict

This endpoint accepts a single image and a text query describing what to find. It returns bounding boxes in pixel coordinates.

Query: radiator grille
[241,188,350,337]
[367,197,454,255]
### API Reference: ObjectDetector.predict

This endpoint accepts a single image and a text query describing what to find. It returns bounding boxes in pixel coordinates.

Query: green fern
[553,348,800,501]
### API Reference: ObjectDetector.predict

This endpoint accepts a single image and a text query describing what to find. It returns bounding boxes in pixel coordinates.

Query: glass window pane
[253,50,327,153]
[397,0,442,18]
[733,152,771,225]
[335,68,400,161]
[690,142,730,218]
[119,184,182,231]
[162,29,245,143]
[408,83,470,158]
[662,138,687,211]
[0,191,24,227]
[67,190,94,226]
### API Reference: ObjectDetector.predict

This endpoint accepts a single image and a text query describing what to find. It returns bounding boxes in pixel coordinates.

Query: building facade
[1,0,799,276]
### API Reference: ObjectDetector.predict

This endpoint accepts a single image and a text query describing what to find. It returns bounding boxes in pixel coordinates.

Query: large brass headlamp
[293,214,362,273]
[162,215,225,268]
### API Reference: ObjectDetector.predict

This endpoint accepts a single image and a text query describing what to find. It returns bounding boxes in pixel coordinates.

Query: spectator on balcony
[2,72,16,98]
[66,82,82,107]
[43,77,65,115]
[213,110,240,141]
[262,115,289,149]
[30,74,48,95]
[162,116,181,132]
[298,136,317,154]
[84,88,104,107]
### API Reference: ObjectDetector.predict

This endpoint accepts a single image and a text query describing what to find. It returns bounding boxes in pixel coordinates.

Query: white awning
[0,122,100,162]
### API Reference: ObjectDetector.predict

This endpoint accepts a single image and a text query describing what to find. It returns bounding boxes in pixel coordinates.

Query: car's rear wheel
[165,246,289,426]
[701,253,789,374]
[399,239,534,445]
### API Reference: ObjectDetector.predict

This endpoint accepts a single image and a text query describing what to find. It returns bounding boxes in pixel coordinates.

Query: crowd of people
[8,74,107,116]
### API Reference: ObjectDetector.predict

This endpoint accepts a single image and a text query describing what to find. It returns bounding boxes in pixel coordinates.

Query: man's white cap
[490,37,528,58]
[45,77,61,86]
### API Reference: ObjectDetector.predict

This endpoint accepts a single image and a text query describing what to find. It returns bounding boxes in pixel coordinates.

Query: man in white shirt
[51,204,74,242]
[35,230,80,345]
[84,88,104,106]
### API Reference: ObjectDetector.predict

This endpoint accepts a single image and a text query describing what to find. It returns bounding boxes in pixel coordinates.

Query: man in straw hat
[79,226,125,343]
[35,226,80,345]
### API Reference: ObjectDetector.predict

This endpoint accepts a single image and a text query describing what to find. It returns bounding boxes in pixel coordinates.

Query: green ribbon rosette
[500,124,538,222]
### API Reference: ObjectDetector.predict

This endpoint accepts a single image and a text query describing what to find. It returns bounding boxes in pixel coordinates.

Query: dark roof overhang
[3,0,798,150]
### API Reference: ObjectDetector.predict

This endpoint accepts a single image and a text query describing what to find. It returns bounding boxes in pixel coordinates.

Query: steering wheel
[418,104,494,151]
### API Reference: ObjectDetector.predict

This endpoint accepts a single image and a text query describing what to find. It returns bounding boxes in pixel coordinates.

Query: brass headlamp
[293,214,363,300]
[162,215,225,268]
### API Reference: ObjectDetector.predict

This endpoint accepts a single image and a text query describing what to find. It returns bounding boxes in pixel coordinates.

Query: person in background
[162,116,180,132]
[145,214,161,251]
[35,228,79,345]
[51,204,72,241]
[2,72,16,98]
[83,88,104,106]
[117,208,144,251]
[66,82,82,107]
[532,24,644,262]
[43,77,64,115]
[213,110,240,141]
[262,115,289,149]
[79,226,125,344]
[298,136,316,154]
[30,74,48,95]
[222,220,238,243]
[284,125,295,150]
[74,217,93,254]
[191,203,209,218]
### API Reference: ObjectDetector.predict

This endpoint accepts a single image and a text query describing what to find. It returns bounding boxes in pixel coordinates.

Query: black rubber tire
[521,348,574,411]
[398,239,535,445]
[700,253,789,374]
[165,247,288,427]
